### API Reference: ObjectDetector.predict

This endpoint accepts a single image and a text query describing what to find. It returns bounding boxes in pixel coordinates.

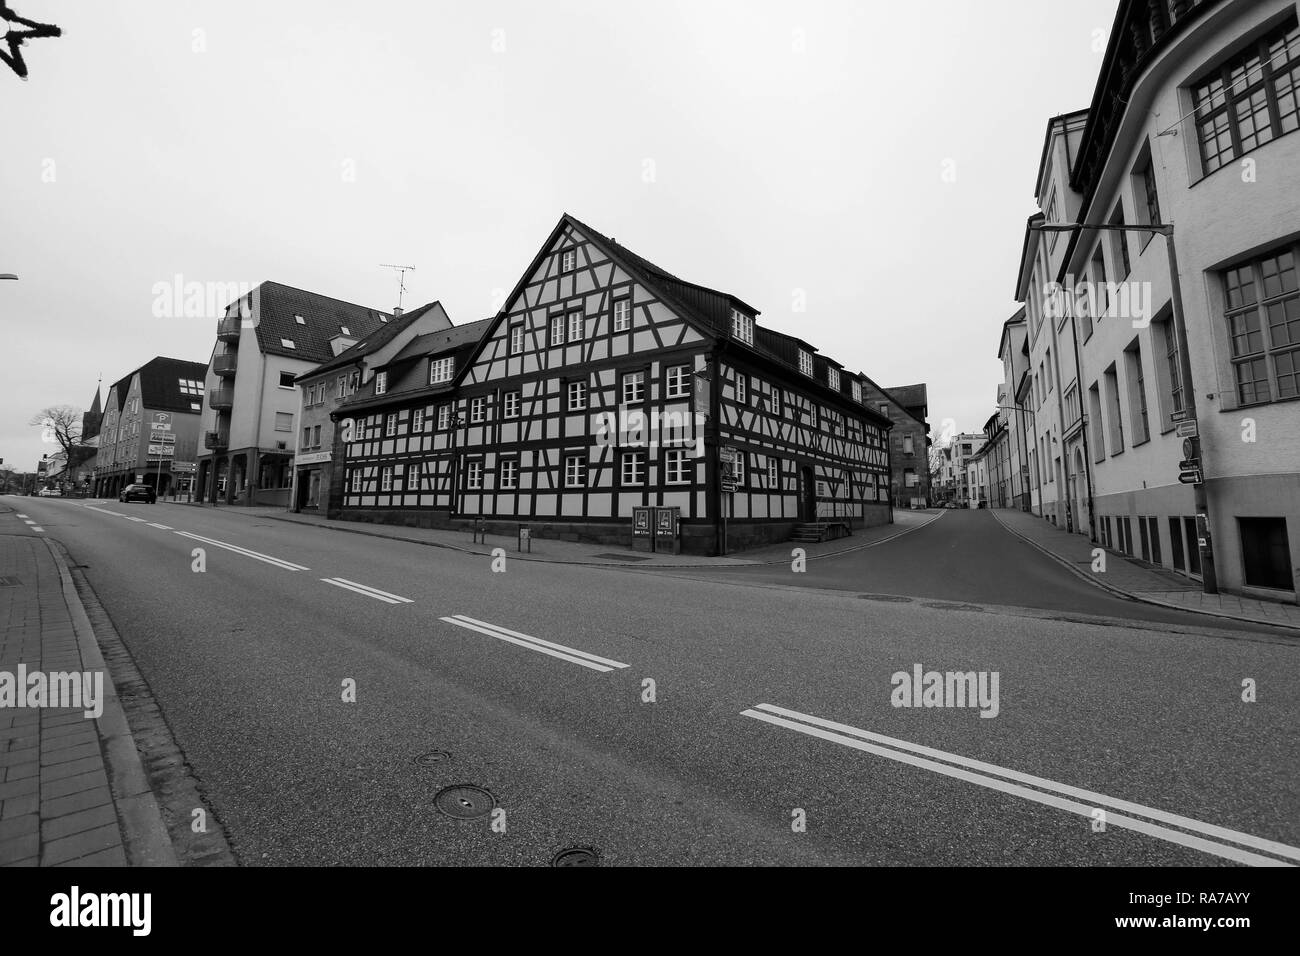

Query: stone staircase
[790,522,849,544]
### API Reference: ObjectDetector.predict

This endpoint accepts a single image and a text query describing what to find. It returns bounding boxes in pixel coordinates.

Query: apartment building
[292,300,453,512]
[997,309,1032,511]
[196,282,391,506]
[331,214,895,555]
[859,379,931,507]
[91,357,208,498]
[1003,0,1300,600]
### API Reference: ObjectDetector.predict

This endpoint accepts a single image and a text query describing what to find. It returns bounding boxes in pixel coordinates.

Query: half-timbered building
[332,214,894,555]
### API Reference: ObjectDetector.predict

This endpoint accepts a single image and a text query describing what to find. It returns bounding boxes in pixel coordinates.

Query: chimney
[392,307,404,318]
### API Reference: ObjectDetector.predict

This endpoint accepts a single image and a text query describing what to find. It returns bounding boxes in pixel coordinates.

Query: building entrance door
[800,466,816,521]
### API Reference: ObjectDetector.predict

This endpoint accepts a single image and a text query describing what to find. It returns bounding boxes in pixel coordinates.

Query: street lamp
[1029,220,1216,594]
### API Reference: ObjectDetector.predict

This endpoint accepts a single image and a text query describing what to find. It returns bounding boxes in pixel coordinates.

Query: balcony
[217,315,241,342]
[208,387,234,410]
[213,352,238,377]
[204,430,229,450]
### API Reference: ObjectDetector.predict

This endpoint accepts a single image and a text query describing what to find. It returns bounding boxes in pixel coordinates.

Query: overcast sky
[1,0,1120,472]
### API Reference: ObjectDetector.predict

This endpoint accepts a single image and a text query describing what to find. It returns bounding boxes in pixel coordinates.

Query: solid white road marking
[123,516,147,522]
[742,704,1297,868]
[439,615,629,672]
[173,531,309,571]
[320,577,411,605]
[147,523,172,530]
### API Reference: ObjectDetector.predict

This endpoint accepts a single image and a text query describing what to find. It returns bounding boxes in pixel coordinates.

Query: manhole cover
[415,750,450,767]
[922,602,986,613]
[858,594,912,603]
[551,846,600,867]
[434,785,496,819]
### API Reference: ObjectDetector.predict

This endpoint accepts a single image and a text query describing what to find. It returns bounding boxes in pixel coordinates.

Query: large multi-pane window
[567,309,584,342]
[735,372,747,404]
[509,325,525,355]
[1160,317,1185,416]
[1224,248,1300,405]
[561,249,576,273]
[549,314,565,347]
[438,405,451,430]
[666,365,691,399]
[564,455,586,487]
[827,367,840,391]
[470,397,486,423]
[499,459,518,490]
[1125,340,1150,444]
[622,371,645,403]
[665,449,690,484]
[412,408,424,432]
[567,380,587,411]
[798,350,813,376]
[731,309,754,345]
[1193,18,1300,174]
[621,452,646,485]
[613,298,632,332]
[385,413,397,437]
[465,460,483,490]
[430,357,454,384]
[504,391,520,418]
[1138,156,1160,228]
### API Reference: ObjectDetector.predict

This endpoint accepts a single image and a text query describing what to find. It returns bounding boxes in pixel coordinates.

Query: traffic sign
[1175,420,1198,438]
[1178,468,1202,485]
[1178,459,1200,471]
[1171,408,1193,422]
[719,446,738,464]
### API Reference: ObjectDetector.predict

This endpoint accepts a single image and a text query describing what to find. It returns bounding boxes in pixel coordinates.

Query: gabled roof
[251,281,391,363]
[390,317,494,365]
[303,300,445,380]
[104,357,209,415]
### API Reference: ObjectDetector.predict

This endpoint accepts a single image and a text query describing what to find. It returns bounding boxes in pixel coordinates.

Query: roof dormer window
[798,349,813,376]
[374,371,387,395]
[294,314,305,325]
[827,367,840,391]
[731,309,754,346]
[281,338,296,349]
[340,326,350,335]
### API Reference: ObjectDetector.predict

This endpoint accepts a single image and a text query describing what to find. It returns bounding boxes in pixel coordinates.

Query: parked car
[119,483,157,504]
[37,487,63,497]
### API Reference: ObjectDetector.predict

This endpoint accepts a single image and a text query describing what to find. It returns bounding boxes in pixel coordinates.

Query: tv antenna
[379,263,416,312]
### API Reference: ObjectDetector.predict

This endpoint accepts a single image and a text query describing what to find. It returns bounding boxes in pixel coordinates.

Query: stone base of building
[335,503,893,556]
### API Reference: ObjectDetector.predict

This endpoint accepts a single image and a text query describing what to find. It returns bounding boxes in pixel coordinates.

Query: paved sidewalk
[179,501,944,568]
[990,507,1300,631]
[0,525,176,866]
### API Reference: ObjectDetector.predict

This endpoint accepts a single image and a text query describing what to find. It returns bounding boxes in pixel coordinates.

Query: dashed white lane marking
[741,703,1297,868]
[439,614,630,672]
[16,514,28,518]
[320,577,413,605]
[173,531,309,571]
[30,527,44,533]
[23,520,35,525]
[83,505,127,517]
[123,516,148,522]
[147,523,172,530]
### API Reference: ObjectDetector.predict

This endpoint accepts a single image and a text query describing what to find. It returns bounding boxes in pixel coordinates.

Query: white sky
[1,0,1120,472]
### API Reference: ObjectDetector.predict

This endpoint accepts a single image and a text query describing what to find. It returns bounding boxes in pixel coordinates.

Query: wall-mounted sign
[147,444,175,457]
[296,451,332,466]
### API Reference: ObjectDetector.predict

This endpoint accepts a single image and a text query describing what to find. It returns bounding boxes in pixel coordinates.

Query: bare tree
[29,405,85,464]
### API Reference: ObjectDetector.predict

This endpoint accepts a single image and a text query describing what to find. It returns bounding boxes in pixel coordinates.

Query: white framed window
[381,466,393,492]
[549,314,565,347]
[731,309,754,345]
[621,451,646,485]
[278,371,296,389]
[294,314,305,325]
[567,380,587,411]
[470,397,486,423]
[430,357,455,384]
[567,309,584,341]
[852,380,863,403]
[375,371,388,395]
[465,460,483,490]
[408,462,421,490]
[350,471,361,493]
[412,408,424,432]
[798,349,813,376]
[735,373,747,404]
[499,458,518,489]
[504,391,520,418]
[385,413,397,436]
[666,365,690,399]
[665,449,690,484]
[622,371,645,404]
[828,367,840,391]
[438,405,451,430]
[817,480,827,497]
[340,325,350,336]
[281,338,296,350]
[509,325,525,355]
[561,248,576,272]
[564,455,586,487]
[768,457,779,485]
[771,389,781,416]
[810,405,819,428]
[613,298,632,332]
[733,453,746,485]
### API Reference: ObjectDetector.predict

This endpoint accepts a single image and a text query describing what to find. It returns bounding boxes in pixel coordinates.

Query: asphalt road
[5,496,1298,866]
